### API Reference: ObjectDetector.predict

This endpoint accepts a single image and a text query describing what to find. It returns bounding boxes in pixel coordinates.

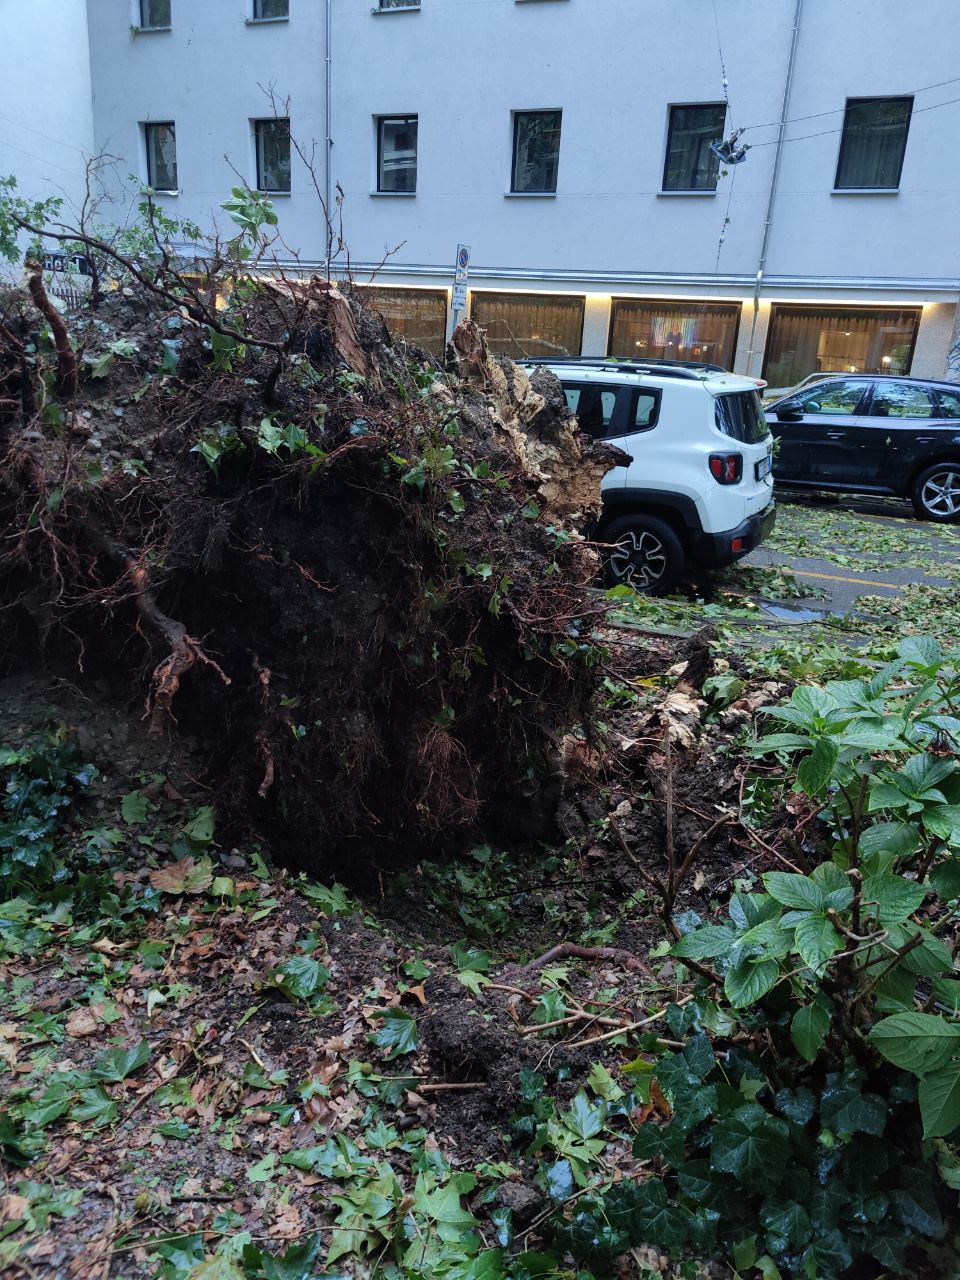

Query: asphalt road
[743,491,956,616]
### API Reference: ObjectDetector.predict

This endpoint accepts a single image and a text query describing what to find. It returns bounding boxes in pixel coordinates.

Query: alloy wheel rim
[609,530,668,590]
[921,469,960,517]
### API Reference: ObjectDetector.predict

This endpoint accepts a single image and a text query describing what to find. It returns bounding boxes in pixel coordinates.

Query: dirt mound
[0,276,622,873]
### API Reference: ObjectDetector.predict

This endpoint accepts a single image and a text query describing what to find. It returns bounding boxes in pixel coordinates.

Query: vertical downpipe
[324,0,333,278]
[745,0,804,377]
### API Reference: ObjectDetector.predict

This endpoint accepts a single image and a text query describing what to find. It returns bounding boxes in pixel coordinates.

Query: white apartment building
[3,1,960,385]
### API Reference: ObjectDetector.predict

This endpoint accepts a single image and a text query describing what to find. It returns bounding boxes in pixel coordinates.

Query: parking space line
[791,568,903,590]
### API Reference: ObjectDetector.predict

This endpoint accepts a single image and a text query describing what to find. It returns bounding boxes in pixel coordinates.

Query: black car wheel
[602,514,685,595]
[911,462,960,522]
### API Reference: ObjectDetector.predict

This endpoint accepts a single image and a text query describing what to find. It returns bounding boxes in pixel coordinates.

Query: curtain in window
[512,112,562,194]
[357,287,447,356]
[835,98,912,189]
[609,301,739,367]
[663,105,725,191]
[471,292,583,359]
[764,307,921,388]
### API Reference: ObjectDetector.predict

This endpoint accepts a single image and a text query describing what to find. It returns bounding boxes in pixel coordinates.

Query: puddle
[757,601,839,622]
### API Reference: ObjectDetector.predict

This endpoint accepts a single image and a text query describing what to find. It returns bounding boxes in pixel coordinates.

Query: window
[763,306,921,387]
[835,97,912,190]
[253,0,288,17]
[564,386,618,439]
[794,380,871,415]
[632,391,660,430]
[378,0,419,7]
[356,287,446,356]
[377,116,417,193]
[663,104,726,191]
[937,390,960,419]
[867,382,936,418]
[145,123,177,191]
[511,111,561,194]
[609,300,740,368]
[470,291,583,359]
[715,391,767,443]
[140,0,171,28]
[255,119,291,193]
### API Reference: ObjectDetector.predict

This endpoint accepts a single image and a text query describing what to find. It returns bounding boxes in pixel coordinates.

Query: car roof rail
[520,357,720,382]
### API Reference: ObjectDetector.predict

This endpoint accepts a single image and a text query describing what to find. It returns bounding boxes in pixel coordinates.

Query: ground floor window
[356,287,447,357]
[608,299,740,368]
[763,305,921,388]
[470,291,584,358]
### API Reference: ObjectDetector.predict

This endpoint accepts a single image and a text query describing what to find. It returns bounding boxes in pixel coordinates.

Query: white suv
[524,359,776,594]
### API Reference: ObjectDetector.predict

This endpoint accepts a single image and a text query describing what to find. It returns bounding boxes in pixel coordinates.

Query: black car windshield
[715,390,768,443]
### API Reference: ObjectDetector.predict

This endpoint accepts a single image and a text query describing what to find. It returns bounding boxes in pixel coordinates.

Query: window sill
[371,4,420,12]
[831,187,900,195]
[150,189,179,196]
[370,190,417,197]
[505,191,557,199]
[246,16,289,24]
[132,24,172,33]
[257,189,291,197]
[657,189,717,197]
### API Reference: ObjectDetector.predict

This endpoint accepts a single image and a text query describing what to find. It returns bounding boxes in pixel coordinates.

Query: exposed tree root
[26,266,78,398]
[521,942,647,974]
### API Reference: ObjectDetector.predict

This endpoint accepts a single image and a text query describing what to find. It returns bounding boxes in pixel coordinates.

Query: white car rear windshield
[715,390,768,444]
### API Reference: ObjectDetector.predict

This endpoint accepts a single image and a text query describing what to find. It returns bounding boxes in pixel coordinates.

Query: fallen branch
[522,942,647,974]
[566,992,697,1050]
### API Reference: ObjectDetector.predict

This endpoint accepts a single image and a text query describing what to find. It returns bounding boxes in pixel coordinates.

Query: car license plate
[755,453,772,481]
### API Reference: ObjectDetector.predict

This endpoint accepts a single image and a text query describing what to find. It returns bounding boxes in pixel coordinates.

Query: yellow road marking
[791,568,903,590]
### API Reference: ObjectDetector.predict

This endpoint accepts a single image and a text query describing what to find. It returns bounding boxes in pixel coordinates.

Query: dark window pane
[255,119,291,192]
[937,390,960,419]
[380,0,419,7]
[794,380,870,414]
[563,384,617,438]
[145,123,177,191]
[715,391,767,442]
[377,117,418,193]
[663,104,725,191]
[355,286,446,356]
[764,306,920,388]
[633,392,660,430]
[609,300,739,367]
[835,97,912,189]
[867,382,936,418]
[512,111,561,194]
[254,0,288,16]
[141,0,171,27]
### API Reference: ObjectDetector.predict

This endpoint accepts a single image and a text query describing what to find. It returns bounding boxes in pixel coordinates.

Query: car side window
[795,380,869,415]
[937,389,960,419]
[564,385,618,439]
[867,381,937,418]
[627,389,661,433]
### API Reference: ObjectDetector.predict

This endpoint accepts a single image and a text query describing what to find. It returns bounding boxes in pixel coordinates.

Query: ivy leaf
[121,790,150,824]
[760,1198,813,1250]
[762,873,822,910]
[185,1256,245,1280]
[869,1012,960,1075]
[790,1004,830,1062]
[239,1235,331,1280]
[451,940,491,973]
[412,1177,478,1244]
[182,805,216,846]
[820,1081,887,1136]
[270,955,330,1003]
[723,958,778,1008]
[245,1152,276,1184]
[709,1105,790,1190]
[564,1092,605,1140]
[93,1038,150,1083]
[70,1087,117,1128]
[918,1059,960,1138]
[369,1008,419,1059]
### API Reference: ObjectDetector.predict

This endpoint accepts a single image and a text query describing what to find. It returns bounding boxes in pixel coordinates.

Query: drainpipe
[744,0,804,377]
[324,0,333,278]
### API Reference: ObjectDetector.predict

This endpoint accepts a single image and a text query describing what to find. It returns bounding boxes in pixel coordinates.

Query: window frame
[375,0,421,9]
[375,115,419,195]
[510,109,562,195]
[139,0,171,29]
[254,117,292,194]
[834,95,913,191]
[762,305,922,385]
[144,121,178,193]
[662,102,726,193]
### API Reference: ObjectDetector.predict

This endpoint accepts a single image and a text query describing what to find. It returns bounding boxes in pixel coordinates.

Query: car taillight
[709,453,743,484]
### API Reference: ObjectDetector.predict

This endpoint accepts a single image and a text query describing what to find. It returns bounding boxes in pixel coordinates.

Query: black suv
[765,375,960,521]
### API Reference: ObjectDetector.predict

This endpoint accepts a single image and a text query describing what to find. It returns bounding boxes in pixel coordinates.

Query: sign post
[452,243,470,331]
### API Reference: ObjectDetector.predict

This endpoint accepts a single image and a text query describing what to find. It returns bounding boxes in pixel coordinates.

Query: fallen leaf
[269,1202,303,1239]
[0,1193,29,1224]
[149,856,214,895]
[66,1004,104,1038]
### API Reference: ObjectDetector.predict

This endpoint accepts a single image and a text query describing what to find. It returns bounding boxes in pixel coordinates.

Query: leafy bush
[0,739,96,895]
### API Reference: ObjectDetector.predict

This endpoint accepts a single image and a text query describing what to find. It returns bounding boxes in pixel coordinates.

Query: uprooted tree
[0,178,624,872]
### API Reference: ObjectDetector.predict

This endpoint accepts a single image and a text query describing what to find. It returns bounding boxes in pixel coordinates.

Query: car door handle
[915,436,937,443]
[825,431,846,440]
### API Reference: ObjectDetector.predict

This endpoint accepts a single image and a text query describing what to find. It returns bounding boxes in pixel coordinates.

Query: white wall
[0,0,95,211]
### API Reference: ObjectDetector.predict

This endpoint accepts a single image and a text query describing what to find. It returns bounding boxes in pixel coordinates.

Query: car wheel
[602,514,685,595]
[911,462,960,522]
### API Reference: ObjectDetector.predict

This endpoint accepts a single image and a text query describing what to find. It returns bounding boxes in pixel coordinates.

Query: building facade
[5,1,960,383]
